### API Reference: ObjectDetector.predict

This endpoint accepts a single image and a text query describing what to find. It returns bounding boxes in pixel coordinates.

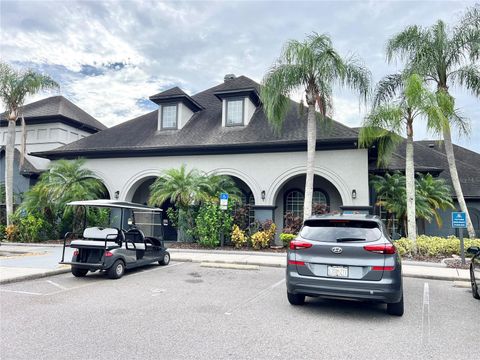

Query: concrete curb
[0,268,70,285]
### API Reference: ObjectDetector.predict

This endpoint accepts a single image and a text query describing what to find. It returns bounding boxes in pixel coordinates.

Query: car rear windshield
[299,219,382,242]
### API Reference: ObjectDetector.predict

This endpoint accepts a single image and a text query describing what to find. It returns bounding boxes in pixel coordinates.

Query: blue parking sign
[451,212,467,228]
[220,193,229,200]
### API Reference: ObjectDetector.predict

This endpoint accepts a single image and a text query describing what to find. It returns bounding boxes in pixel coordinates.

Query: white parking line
[46,280,68,290]
[225,278,285,315]
[421,282,431,345]
[0,289,43,296]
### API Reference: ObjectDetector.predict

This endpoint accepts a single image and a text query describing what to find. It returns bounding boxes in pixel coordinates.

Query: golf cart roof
[67,200,162,212]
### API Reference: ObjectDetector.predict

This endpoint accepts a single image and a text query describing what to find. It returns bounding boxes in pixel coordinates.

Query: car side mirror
[467,246,479,255]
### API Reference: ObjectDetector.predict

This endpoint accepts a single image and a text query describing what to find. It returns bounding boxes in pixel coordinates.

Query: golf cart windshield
[67,200,163,238]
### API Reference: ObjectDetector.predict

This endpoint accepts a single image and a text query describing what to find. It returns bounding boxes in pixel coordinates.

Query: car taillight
[73,250,79,256]
[104,251,113,257]
[288,260,305,266]
[364,244,396,254]
[289,240,312,250]
[372,266,395,271]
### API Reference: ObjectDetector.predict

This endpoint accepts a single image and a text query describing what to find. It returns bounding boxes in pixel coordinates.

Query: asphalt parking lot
[0,262,478,360]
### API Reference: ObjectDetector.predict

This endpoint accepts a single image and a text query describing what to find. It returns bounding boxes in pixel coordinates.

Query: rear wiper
[336,237,366,242]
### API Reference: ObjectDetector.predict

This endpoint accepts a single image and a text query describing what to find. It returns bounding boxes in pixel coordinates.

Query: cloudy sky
[1,0,478,151]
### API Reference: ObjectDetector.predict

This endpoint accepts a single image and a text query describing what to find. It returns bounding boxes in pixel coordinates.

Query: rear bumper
[286,268,403,303]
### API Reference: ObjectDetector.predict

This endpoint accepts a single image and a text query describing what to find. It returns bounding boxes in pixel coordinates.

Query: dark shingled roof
[0,96,106,132]
[34,76,359,158]
[149,86,204,112]
[0,146,41,175]
[149,86,189,99]
[371,140,480,199]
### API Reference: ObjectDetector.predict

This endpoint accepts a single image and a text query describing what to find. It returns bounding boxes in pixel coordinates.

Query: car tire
[387,294,404,316]
[71,267,88,277]
[287,291,305,306]
[108,259,125,279]
[159,252,170,266]
[470,265,480,300]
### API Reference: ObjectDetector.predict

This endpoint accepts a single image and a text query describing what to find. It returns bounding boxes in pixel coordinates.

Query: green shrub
[195,202,233,248]
[394,235,480,257]
[280,233,296,247]
[7,214,47,243]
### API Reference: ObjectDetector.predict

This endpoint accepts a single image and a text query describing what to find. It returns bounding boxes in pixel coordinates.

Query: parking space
[1,262,478,360]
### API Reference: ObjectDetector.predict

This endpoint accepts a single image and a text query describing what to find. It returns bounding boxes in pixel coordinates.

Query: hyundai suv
[286,214,404,316]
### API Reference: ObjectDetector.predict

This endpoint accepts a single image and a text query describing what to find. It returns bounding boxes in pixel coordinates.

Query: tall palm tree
[359,73,449,241]
[0,62,58,225]
[261,32,370,219]
[385,6,480,237]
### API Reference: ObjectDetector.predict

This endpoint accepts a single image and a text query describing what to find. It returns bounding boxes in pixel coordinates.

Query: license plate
[327,266,348,278]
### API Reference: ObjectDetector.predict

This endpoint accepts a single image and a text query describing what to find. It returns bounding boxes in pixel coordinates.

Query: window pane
[227,100,243,125]
[162,105,177,128]
[286,190,304,218]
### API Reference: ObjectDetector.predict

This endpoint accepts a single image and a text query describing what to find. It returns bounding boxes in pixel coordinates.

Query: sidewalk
[0,242,471,284]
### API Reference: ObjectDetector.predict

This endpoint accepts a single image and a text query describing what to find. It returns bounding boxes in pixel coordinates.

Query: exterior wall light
[261,190,266,200]
[114,191,120,200]
[352,189,357,199]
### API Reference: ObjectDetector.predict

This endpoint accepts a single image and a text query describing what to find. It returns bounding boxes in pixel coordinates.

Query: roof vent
[428,143,435,148]
[224,74,236,82]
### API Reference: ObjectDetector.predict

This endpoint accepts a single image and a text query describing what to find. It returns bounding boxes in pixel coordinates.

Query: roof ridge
[414,141,478,171]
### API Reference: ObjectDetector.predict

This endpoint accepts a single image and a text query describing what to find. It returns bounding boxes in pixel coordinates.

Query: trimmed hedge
[394,235,480,257]
[279,233,297,247]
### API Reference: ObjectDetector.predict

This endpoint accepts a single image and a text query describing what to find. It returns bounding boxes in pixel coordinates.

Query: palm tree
[0,62,58,225]
[21,158,107,236]
[359,73,449,241]
[261,32,370,220]
[149,165,240,241]
[371,172,454,236]
[385,6,479,237]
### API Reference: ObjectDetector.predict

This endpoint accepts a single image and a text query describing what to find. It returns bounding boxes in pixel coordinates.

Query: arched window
[285,190,305,218]
[285,189,330,219]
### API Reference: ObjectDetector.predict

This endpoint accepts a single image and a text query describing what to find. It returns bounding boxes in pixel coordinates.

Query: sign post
[219,193,229,247]
[451,212,467,265]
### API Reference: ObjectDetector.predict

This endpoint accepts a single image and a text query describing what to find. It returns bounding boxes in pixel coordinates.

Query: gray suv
[286,214,404,316]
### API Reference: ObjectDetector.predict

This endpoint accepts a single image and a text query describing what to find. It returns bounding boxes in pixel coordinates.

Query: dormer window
[161,104,178,129]
[226,99,244,126]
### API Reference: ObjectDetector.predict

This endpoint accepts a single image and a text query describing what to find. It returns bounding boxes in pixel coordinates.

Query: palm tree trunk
[443,124,476,238]
[405,132,416,242]
[303,103,316,219]
[5,119,16,226]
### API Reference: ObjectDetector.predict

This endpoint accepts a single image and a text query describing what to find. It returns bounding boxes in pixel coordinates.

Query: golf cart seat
[124,228,146,250]
[70,227,123,249]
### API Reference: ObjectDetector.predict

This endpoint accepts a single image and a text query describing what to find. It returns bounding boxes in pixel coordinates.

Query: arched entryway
[274,174,343,231]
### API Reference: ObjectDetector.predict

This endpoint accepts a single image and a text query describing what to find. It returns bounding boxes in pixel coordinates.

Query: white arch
[121,169,162,202]
[89,170,114,199]
[206,167,262,203]
[266,165,351,206]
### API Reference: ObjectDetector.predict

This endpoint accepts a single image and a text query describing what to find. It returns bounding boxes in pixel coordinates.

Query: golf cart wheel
[71,267,88,277]
[108,260,125,279]
[387,294,404,316]
[159,252,170,266]
[287,291,305,306]
[471,265,480,300]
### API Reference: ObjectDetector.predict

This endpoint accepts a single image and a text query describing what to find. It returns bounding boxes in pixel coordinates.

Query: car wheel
[108,260,125,279]
[387,294,404,316]
[471,265,480,300]
[287,291,305,306]
[159,252,170,266]
[71,267,88,277]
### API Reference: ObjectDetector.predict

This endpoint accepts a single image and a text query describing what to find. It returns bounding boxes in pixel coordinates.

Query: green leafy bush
[6,214,48,243]
[394,235,480,257]
[280,233,296,247]
[195,202,233,248]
